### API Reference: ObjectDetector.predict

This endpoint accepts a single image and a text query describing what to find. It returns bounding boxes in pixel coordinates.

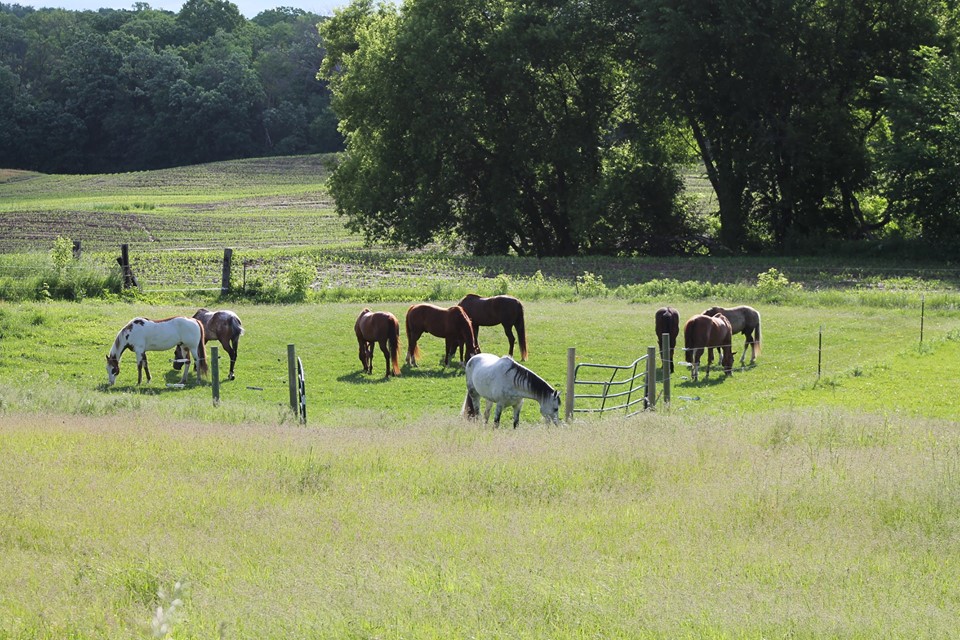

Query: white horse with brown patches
[106,316,208,386]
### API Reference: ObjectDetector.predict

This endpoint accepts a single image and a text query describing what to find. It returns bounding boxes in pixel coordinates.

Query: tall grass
[0,409,957,638]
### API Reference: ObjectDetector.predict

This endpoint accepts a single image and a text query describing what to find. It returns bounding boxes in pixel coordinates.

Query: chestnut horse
[457,294,528,360]
[405,304,480,367]
[355,308,401,377]
[683,314,735,382]
[654,306,680,373]
[703,305,761,366]
[174,308,244,380]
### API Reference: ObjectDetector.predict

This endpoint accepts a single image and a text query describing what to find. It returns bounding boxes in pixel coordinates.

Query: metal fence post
[646,346,657,409]
[565,347,576,421]
[287,344,298,414]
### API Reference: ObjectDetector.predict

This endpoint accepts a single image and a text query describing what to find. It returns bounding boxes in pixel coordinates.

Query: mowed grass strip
[0,409,957,638]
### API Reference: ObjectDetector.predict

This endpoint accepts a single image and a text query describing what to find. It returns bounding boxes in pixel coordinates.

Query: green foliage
[284,257,315,300]
[756,267,803,302]
[49,236,73,275]
[320,0,692,257]
[575,271,607,298]
[0,2,341,173]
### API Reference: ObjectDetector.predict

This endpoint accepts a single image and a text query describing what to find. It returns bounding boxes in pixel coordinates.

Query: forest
[3,0,960,256]
[0,0,343,172]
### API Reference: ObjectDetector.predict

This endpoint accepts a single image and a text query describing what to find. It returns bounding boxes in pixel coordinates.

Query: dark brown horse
[703,305,761,366]
[654,306,680,373]
[457,294,528,360]
[683,314,735,382]
[174,308,244,380]
[405,303,480,367]
[355,308,401,377]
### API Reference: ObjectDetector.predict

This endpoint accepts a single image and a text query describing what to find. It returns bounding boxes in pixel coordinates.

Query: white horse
[462,353,561,428]
[106,316,208,386]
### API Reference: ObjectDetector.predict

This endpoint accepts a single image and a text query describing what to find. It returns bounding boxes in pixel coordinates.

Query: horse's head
[723,350,736,375]
[105,354,120,385]
[540,389,561,425]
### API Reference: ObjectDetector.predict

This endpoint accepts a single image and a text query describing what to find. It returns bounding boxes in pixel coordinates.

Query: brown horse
[703,305,761,366]
[405,303,480,367]
[654,306,680,373]
[174,308,244,380]
[458,294,528,360]
[355,308,401,377]
[683,314,735,382]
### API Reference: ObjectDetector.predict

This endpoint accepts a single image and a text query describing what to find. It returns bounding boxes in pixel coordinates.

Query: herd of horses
[656,304,762,381]
[103,295,761,427]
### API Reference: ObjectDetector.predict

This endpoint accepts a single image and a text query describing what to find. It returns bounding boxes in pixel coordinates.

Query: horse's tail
[754,311,762,358]
[196,320,208,378]
[405,316,420,365]
[233,314,245,337]
[516,302,528,361]
[389,318,401,376]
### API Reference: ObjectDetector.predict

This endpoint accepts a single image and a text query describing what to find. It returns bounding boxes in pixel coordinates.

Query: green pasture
[1,297,959,424]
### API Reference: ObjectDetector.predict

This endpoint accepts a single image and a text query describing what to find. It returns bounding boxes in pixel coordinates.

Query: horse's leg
[512,399,524,428]
[743,330,753,365]
[483,399,493,424]
[706,347,714,378]
[406,330,422,367]
[179,348,191,384]
[493,403,505,428]
[503,323,515,357]
[136,351,146,384]
[378,339,391,377]
[221,337,236,380]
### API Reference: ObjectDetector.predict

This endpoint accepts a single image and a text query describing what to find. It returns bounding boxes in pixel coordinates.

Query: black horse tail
[196,320,208,378]
[389,319,401,376]
[516,303,528,361]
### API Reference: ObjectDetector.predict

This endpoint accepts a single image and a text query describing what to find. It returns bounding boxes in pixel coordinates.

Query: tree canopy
[0,1,343,173]
[322,0,960,256]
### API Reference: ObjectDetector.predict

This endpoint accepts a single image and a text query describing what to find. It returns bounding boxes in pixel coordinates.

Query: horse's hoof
[228,374,235,380]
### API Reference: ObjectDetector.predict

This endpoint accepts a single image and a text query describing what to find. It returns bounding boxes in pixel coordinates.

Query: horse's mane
[506,358,554,401]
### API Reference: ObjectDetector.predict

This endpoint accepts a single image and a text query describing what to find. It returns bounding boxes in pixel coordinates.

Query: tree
[321,0,692,257]
[879,46,960,242]
[631,0,944,251]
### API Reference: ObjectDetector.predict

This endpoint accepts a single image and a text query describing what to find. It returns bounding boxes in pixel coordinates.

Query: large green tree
[321,0,693,257]
[631,0,944,251]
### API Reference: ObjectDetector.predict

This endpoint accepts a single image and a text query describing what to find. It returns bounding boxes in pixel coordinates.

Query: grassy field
[2,157,960,637]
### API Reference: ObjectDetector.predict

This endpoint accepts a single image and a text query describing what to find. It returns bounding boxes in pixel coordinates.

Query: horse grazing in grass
[703,305,761,366]
[355,308,401,377]
[106,316,207,386]
[405,304,480,368]
[457,294,528,360]
[683,314,734,382]
[654,306,680,373]
[462,353,560,428]
[174,308,244,380]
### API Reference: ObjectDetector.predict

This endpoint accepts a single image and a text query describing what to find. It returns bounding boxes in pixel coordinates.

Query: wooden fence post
[211,346,220,406]
[565,347,576,421]
[661,333,671,407]
[646,346,657,410]
[221,248,233,295]
[287,344,298,415]
[117,243,138,289]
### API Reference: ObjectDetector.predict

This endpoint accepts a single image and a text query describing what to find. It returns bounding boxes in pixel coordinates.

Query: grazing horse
[683,314,735,382]
[654,306,680,373]
[703,305,761,366]
[405,304,480,367]
[457,294,528,360]
[462,353,560,428]
[355,308,401,377]
[174,308,244,380]
[106,316,207,386]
